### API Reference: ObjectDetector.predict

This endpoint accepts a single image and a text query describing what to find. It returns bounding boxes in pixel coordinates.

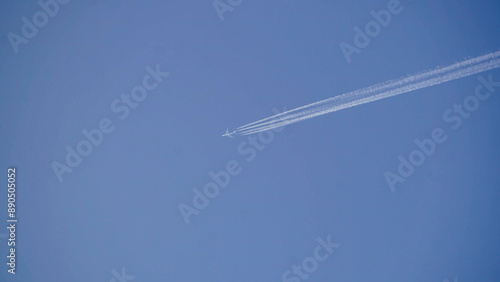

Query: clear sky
[1,0,499,281]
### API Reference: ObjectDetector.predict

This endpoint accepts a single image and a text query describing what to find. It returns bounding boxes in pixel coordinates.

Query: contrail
[230,51,500,136]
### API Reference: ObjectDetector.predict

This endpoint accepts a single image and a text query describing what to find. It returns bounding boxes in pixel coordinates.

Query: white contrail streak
[231,51,500,136]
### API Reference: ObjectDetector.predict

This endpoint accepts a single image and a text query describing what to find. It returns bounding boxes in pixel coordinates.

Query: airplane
[222,129,236,138]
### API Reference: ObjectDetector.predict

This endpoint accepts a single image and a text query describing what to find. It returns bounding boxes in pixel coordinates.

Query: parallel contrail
[230,51,500,136]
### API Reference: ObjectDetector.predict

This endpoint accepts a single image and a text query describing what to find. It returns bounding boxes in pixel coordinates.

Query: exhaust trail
[230,51,500,136]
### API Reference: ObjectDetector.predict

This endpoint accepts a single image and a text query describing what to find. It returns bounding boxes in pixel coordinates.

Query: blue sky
[1,0,500,281]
